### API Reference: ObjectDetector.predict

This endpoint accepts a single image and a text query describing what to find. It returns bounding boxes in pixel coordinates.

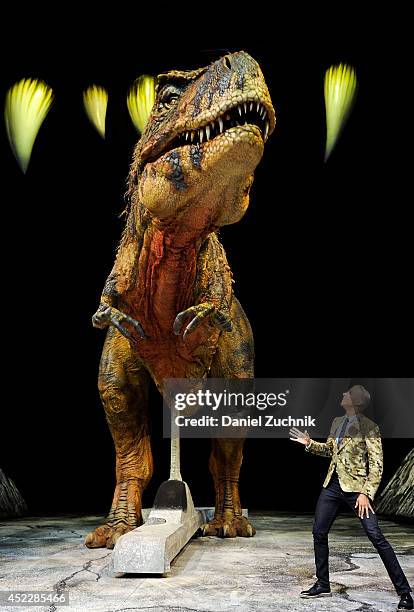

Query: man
[290,384,413,611]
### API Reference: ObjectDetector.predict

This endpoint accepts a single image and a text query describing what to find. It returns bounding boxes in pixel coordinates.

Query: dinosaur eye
[158,85,181,110]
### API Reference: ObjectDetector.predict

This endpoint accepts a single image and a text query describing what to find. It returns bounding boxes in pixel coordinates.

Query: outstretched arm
[305,437,335,458]
[290,419,338,458]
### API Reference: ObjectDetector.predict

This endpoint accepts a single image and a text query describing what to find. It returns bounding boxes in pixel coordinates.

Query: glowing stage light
[83,85,108,138]
[4,78,54,173]
[127,75,155,134]
[324,64,357,161]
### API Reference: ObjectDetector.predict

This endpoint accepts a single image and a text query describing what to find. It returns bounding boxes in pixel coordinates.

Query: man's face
[341,386,364,414]
[340,390,354,409]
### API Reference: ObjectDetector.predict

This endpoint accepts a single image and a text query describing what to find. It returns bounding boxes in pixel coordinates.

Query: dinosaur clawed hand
[92,303,147,342]
[173,302,232,339]
[200,511,256,538]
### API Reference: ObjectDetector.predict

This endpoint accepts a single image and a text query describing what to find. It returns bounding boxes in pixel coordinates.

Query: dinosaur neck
[133,222,204,333]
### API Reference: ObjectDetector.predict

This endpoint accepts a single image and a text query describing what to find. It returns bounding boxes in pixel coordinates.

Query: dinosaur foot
[84,481,143,549]
[200,512,256,538]
[84,520,142,550]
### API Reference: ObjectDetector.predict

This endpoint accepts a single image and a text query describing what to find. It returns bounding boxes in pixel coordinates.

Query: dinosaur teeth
[179,99,271,147]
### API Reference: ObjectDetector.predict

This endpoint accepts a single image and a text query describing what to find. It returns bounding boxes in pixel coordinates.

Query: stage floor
[0,512,413,611]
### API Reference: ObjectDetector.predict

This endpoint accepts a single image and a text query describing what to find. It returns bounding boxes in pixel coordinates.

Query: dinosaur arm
[100,239,140,308]
[173,232,234,337]
[99,205,149,308]
[92,205,149,340]
[194,232,233,318]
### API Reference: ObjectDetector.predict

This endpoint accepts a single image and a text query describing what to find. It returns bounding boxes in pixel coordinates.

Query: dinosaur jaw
[144,121,264,183]
[138,123,262,227]
[183,123,264,178]
[141,98,273,168]
[174,99,271,147]
[138,99,269,225]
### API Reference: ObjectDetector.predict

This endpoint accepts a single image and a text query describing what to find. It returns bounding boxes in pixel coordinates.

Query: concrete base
[110,482,198,574]
[110,482,247,574]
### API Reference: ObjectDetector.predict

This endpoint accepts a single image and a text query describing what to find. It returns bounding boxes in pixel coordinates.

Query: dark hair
[349,384,371,412]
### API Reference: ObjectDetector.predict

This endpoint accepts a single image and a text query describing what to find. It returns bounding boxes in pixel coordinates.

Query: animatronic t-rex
[85,51,276,549]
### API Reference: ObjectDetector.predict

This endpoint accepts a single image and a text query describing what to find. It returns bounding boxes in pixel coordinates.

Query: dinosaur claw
[173,310,188,335]
[183,317,200,338]
[92,303,147,342]
[174,303,229,338]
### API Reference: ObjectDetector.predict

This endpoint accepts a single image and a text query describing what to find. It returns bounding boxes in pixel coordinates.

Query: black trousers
[312,470,412,595]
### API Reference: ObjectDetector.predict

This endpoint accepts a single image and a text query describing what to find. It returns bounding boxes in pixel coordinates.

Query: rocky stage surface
[0,512,413,611]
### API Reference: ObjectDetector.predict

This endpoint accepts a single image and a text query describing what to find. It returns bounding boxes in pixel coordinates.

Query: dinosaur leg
[201,296,256,538]
[85,327,153,549]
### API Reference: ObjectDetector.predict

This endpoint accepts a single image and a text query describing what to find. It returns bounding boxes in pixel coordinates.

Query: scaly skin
[85,51,276,549]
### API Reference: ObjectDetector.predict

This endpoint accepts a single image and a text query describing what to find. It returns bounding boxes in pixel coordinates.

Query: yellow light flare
[4,78,54,173]
[83,85,108,138]
[324,64,358,161]
[127,75,156,134]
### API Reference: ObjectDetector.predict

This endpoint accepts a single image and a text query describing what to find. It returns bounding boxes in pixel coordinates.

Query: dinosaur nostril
[223,56,231,70]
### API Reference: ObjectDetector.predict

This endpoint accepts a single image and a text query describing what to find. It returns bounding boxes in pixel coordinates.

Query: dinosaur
[85,51,276,549]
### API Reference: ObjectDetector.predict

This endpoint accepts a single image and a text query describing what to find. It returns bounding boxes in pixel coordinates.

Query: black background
[1,30,412,516]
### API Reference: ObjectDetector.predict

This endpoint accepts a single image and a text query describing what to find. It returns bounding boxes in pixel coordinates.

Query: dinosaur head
[130,51,276,229]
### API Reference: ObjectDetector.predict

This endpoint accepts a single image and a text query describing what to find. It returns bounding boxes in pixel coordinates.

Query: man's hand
[289,427,311,446]
[355,493,375,519]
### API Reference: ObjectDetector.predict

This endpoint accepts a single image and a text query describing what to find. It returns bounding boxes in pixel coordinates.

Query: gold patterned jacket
[305,413,383,501]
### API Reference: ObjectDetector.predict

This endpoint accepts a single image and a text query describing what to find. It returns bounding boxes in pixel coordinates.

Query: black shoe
[300,581,332,598]
[398,593,413,610]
